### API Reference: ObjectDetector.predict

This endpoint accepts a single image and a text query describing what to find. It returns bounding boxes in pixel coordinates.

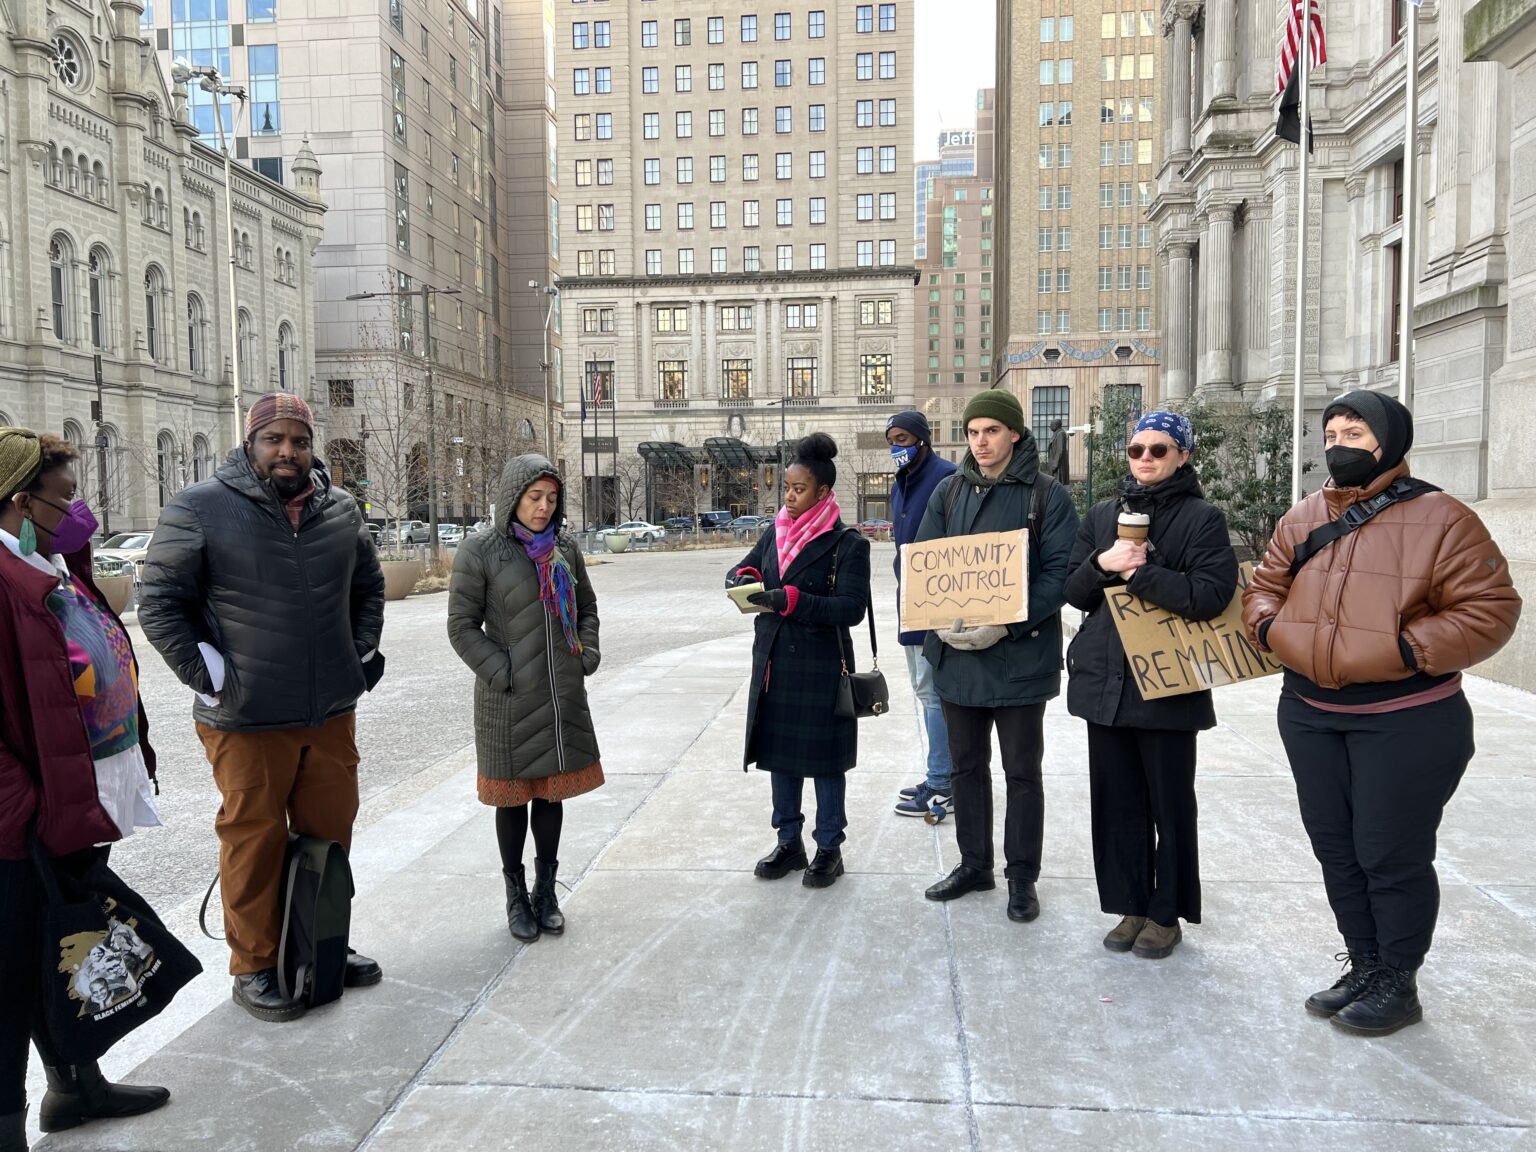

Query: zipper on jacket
[544,611,568,774]
[292,523,319,728]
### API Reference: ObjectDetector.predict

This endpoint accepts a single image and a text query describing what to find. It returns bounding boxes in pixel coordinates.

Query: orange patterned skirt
[478,761,605,807]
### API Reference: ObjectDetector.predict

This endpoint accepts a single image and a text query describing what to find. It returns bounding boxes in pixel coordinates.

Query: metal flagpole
[1290,0,1312,505]
[1399,0,1421,406]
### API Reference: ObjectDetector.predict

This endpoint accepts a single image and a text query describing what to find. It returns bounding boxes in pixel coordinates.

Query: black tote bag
[31,836,202,1064]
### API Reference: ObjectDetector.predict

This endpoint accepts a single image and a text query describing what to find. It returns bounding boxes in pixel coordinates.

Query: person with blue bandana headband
[885,411,958,819]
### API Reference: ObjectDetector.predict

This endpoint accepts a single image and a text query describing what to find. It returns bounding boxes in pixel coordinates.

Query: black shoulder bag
[1287,477,1439,577]
[828,529,889,719]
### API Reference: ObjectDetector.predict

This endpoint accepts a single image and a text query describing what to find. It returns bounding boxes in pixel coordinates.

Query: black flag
[1276,65,1312,151]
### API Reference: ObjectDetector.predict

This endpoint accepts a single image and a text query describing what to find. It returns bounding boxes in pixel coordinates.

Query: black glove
[746,588,789,613]
[362,651,387,691]
[726,569,759,589]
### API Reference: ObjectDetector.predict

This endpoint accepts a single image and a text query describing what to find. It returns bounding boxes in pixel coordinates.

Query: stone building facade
[553,0,917,526]
[1,0,324,532]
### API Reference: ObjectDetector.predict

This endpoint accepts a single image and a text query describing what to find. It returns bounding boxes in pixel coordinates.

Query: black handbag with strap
[1287,477,1440,577]
[828,529,889,719]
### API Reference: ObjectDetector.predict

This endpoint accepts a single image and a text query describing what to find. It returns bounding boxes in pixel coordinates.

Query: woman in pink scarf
[726,434,871,889]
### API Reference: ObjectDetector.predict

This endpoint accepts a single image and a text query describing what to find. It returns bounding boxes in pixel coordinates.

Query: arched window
[49,233,74,342]
[144,266,163,360]
[192,211,204,250]
[277,322,293,390]
[156,431,177,506]
[98,423,120,514]
[77,152,92,198]
[237,308,254,381]
[187,293,205,374]
[192,434,211,483]
[88,246,109,350]
[91,161,106,202]
[62,148,78,192]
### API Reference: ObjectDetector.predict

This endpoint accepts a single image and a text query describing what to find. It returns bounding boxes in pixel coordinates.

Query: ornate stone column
[703,298,717,399]
[689,300,703,399]
[1209,0,1236,103]
[1164,241,1194,398]
[820,296,834,396]
[1168,10,1194,158]
[636,301,651,402]
[1201,204,1235,388]
[1242,202,1272,388]
[754,298,768,402]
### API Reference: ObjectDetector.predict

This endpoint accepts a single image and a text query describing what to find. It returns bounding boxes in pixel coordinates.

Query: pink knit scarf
[774,493,841,576]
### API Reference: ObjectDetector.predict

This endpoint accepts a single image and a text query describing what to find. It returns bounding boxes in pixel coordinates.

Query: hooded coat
[729,519,870,777]
[917,434,1080,709]
[139,448,385,732]
[1064,467,1239,730]
[447,455,601,784]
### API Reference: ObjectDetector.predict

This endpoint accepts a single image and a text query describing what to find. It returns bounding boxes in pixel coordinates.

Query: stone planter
[604,532,631,554]
[379,558,424,601]
[94,574,134,617]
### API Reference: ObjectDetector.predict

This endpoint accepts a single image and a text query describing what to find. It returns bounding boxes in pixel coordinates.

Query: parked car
[663,516,695,532]
[697,510,736,532]
[96,532,153,579]
[365,522,384,546]
[725,515,768,537]
[859,518,894,540]
[381,520,431,546]
[437,523,465,545]
[614,520,666,543]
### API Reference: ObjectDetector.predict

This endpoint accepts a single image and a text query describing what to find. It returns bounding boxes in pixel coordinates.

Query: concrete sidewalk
[35,636,1536,1152]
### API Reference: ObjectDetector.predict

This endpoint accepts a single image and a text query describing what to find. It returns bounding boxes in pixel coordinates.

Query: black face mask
[1325,446,1379,489]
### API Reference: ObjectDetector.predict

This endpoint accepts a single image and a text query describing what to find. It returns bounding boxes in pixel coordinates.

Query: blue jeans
[905,645,953,792]
[771,773,847,850]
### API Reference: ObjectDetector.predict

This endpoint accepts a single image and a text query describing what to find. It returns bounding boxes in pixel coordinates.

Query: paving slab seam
[351,668,753,1152]
[968,1099,1534,1131]
[933,826,984,1152]
[418,1077,959,1108]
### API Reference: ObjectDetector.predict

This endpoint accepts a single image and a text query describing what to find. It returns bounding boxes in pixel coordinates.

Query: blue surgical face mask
[890,444,919,470]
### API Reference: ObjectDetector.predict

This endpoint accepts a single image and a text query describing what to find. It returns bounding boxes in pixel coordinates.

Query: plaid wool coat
[729,521,870,777]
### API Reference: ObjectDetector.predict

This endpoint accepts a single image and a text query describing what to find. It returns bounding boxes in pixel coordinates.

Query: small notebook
[727,582,772,614]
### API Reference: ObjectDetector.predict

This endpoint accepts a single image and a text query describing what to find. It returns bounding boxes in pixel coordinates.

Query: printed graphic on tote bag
[56,901,161,1019]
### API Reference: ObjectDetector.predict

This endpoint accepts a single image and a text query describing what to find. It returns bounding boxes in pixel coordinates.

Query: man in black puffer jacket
[140,393,385,1023]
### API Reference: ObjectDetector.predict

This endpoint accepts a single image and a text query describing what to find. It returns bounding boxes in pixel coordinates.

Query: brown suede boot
[1102,915,1147,953]
[1132,920,1182,959]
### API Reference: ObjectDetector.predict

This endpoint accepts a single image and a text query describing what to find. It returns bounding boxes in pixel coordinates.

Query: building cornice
[556,267,920,293]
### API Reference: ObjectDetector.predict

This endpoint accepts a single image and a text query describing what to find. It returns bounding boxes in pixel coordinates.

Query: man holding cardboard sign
[912,389,1079,922]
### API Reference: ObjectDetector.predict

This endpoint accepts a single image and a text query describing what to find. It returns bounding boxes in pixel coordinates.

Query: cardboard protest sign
[1107,562,1283,700]
[900,530,1029,633]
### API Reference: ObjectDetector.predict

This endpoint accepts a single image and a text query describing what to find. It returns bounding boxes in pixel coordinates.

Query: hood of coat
[495,453,565,537]
[216,445,331,507]
[959,429,1040,488]
[1118,463,1203,513]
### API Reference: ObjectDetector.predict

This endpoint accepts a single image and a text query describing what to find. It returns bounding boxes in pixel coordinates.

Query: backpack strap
[1287,477,1439,578]
[828,527,877,664]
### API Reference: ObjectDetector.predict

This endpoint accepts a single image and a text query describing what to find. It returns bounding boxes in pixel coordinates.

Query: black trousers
[942,700,1047,881]
[0,847,101,1114]
[1087,724,1201,926]
[1278,690,1474,971]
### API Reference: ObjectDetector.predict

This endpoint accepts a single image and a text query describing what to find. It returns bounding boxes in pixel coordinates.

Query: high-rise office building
[993,0,1163,452]
[914,132,976,261]
[141,0,558,523]
[553,0,917,525]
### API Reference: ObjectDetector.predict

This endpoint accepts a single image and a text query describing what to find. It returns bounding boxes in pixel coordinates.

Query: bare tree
[614,454,648,522]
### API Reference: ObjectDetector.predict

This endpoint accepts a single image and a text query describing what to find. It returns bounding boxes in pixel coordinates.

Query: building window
[390,51,406,139]
[249,45,280,134]
[722,358,753,398]
[675,18,691,46]
[655,306,689,333]
[787,356,818,397]
[743,61,758,88]
[810,196,827,224]
[775,11,790,39]
[711,201,727,227]
[676,64,691,92]
[856,4,873,33]
[646,250,662,275]
[879,3,896,31]
[880,146,897,173]
[744,246,761,271]
[643,67,658,94]
[1030,386,1070,448]
[742,14,757,41]
[709,63,725,90]
[880,51,896,79]
[641,20,657,47]
[572,21,588,49]
[775,59,791,86]
[709,16,724,43]
[856,240,873,267]
[811,152,827,178]
[49,235,74,342]
[658,360,688,401]
[809,10,825,37]
[276,322,294,389]
[186,293,206,374]
[712,247,728,272]
[573,68,589,95]
[860,353,892,397]
[810,57,826,85]
[678,249,695,274]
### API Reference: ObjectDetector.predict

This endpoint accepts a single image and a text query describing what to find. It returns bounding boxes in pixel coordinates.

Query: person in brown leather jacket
[1244,390,1520,1038]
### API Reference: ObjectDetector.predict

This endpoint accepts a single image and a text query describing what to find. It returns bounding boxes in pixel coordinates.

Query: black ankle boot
[1330,964,1422,1036]
[802,847,844,888]
[532,858,565,935]
[40,1062,170,1133]
[0,1107,27,1152]
[503,866,540,943]
[1305,951,1380,1018]
[1006,880,1040,922]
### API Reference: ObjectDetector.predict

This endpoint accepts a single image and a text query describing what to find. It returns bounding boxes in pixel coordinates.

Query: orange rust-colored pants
[197,713,360,975]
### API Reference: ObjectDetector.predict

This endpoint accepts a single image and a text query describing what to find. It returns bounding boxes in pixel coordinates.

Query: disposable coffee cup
[1117,512,1151,543]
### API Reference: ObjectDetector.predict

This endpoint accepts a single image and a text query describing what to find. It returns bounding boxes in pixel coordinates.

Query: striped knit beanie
[245,392,315,441]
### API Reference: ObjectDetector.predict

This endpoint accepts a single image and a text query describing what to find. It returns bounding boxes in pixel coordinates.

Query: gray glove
[936,617,1008,651]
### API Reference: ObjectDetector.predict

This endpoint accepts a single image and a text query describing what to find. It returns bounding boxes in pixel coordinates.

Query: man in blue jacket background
[886,411,957,819]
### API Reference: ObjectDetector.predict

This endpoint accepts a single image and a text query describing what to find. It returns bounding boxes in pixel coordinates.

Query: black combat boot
[0,1107,27,1151]
[1330,964,1423,1036]
[531,858,566,935]
[503,865,540,943]
[39,1062,170,1133]
[1305,951,1380,1018]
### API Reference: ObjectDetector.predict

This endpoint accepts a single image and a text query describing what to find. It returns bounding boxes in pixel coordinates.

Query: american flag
[1276,0,1327,148]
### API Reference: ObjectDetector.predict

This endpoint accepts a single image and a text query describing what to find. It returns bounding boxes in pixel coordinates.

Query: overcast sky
[913,0,997,160]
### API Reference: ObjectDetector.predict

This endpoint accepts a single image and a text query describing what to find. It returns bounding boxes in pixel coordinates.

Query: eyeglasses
[1126,443,1173,461]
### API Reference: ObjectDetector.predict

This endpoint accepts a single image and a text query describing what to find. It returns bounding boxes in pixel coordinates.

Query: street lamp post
[171,59,247,451]
[530,281,559,460]
[347,282,461,562]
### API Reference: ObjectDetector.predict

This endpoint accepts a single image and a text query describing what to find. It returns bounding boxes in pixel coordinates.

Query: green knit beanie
[962,389,1026,436]
[0,427,43,503]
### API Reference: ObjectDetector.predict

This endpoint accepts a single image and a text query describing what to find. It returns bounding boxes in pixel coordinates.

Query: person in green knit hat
[914,389,1080,922]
